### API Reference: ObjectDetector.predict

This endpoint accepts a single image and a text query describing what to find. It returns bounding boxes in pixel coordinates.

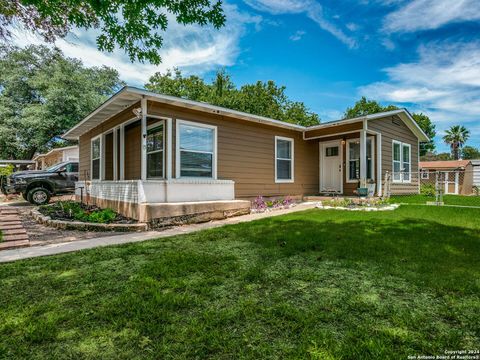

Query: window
[275,136,294,182]
[146,122,164,178]
[91,137,101,180]
[325,146,339,157]
[66,163,78,173]
[346,138,373,182]
[392,140,411,183]
[421,170,429,179]
[177,121,216,178]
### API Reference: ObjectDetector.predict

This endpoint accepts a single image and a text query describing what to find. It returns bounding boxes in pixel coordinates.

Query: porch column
[140,97,147,181]
[119,124,125,180]
[359,129,367,185]
[376,133,382,196]
[113,127,118,181]
[166,118,173,179]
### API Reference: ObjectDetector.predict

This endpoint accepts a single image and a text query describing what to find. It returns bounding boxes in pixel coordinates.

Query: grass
[0,206,479,359]
[390,194,480,206]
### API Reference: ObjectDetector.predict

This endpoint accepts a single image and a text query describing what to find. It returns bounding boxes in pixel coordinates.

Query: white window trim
[91,135,102,181]
[392,140,412,183]
[175,119,217,179]
[146,120,165,179]
[275,136,294,183]
[346,137,375,183]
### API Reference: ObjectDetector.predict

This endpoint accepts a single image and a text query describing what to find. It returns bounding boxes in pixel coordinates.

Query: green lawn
[390,194,480,206]
[1,206,479,359]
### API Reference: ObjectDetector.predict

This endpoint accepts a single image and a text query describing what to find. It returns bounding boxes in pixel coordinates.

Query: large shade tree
[443,125,470,160]
[145,68,321,127]
[461,146,480,160]
[0,45,123,159]
[0,0,225,64]
[344,97,436,156]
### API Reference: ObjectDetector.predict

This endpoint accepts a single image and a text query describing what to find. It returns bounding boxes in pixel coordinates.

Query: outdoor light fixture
[341,138,346,145]
[132,107,142,117]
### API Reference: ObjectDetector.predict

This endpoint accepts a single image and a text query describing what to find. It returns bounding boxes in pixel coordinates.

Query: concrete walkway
[0,203,317,263]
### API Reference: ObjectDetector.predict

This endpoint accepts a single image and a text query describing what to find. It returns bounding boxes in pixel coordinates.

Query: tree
[145,68,320,127]
[344,97,436,155]
[344,97,399,119]
[0,45,123,160]
[412,113,436,156]
[0,0,225,64]
[443,125,470,160]
[462,146,480,160]
[420,152,451,161]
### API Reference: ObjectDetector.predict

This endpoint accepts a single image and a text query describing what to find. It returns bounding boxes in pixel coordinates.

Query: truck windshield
[45,162,68,172]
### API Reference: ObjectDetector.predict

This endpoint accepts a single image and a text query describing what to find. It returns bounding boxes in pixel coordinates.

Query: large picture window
[91,137,101,180]
[177,121,216,178]
[393,140,411,183]
[146,122,164,178]
[275,136,294,183]
[346,138,373,182]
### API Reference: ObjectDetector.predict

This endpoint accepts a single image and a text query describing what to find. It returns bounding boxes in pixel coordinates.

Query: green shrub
[420,184,436,197]
[39,201,119,223]
[0,164,14,177]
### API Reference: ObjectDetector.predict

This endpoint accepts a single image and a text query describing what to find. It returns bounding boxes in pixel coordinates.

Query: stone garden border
[30,209,148,232]
[315,203,400,211]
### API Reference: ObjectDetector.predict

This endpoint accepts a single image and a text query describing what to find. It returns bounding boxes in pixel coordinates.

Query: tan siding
[124,121,141,180]
[304,122,363,139]
[148,102,318,198]
[104,132,114,180]
[368,116,419,194]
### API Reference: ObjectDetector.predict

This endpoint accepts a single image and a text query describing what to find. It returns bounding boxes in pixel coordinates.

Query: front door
[320,141,342,193]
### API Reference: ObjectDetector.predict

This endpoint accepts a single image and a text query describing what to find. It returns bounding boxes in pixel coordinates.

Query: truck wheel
[27,187,51,205]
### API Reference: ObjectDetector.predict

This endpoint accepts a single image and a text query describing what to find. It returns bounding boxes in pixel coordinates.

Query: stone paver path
[0,207,30,250]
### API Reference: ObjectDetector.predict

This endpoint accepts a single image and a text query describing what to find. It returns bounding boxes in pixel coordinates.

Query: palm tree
[443,125,470,160]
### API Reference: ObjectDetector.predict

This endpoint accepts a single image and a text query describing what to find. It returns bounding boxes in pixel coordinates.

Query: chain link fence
[384,170,479,202]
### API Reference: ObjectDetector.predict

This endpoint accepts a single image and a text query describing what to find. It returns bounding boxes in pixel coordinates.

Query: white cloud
[244,0,356,48]
[8,3,261,85]
[289,30,306,41]
[383,0,480,33]
[346,23,359,32]
[360,41,480,147]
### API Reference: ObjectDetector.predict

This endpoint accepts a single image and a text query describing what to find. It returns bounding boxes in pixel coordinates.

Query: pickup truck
[1,161,79,205]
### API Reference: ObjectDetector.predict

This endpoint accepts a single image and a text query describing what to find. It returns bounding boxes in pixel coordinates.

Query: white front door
[320,141,342,193]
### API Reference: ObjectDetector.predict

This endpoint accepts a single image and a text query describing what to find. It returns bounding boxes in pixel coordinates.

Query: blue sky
[10,0,480,152]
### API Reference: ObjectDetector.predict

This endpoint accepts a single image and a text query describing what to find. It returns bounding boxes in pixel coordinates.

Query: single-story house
[419,160,474,195]
[63,86,428,223]
[33,146,79,170]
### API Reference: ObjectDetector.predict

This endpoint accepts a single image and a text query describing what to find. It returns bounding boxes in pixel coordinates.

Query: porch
[304,121,383,197]
[76,98,251,222]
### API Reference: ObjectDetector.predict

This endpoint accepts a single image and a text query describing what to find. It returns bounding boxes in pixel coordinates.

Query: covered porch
[75,98,249,222]
[304,119,383,197]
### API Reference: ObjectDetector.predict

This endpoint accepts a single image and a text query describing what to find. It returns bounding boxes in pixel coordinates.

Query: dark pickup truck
[1,161,79,205]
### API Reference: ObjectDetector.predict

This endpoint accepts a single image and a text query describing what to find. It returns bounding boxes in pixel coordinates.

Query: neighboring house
[472,160,480,187]
[419,160,474,195]
[33,146,79,170]
[0,160,35,172]
[63,86,429,222]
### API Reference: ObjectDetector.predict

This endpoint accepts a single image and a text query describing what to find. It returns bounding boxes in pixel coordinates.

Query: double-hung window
[275,136,294,183]
[346,138,373,182]
[146,121,164,178]
[393,140,411,183]
[177,121,216,178]
[91,136,101,180]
